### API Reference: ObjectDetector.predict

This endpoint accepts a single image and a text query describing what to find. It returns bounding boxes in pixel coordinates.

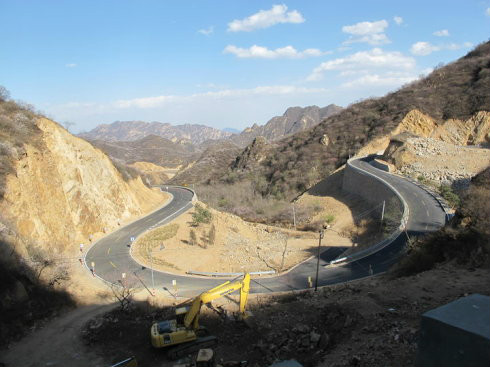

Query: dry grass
[195,180,321,227]
[134,224,181,270]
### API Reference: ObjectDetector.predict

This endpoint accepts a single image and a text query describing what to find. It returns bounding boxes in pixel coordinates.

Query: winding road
[85,158,446,297]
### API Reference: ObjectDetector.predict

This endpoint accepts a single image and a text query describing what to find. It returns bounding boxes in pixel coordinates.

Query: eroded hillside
[0,109,167,256]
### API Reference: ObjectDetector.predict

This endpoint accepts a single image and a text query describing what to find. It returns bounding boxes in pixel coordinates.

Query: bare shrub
[208,224,216,245]
[110,281,136,312]
[195,180,319,228]
[189,230,197,246]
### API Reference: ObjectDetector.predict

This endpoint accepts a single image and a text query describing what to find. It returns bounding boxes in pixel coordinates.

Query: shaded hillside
[230,104,342,147]
[221,41,490,199]
[80,120,233,144]
[87,134,200,168]
[170,141,242,185]
[393,164,490,276]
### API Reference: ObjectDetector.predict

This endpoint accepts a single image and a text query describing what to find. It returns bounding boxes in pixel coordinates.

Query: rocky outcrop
[432,111,490,146]
[383,135,490,189]
[1,118,166,254]
[230,104,342,147]
[232,137,273,171]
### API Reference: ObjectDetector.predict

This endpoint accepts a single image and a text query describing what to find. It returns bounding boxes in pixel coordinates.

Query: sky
[1,1,489,133]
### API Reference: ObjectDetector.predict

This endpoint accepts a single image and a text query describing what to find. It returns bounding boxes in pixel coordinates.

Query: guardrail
[330,157,409,265]
[402,177,453,223]
[186,270,276,277]
[157,184,197,203]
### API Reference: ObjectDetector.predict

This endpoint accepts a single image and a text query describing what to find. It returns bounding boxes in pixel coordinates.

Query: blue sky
[1,1,489,133]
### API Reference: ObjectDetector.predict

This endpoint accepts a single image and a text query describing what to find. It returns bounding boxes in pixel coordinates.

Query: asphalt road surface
[85,160,446,297]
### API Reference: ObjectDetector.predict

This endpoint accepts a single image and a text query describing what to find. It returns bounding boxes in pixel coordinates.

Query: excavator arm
[184,273,251,330]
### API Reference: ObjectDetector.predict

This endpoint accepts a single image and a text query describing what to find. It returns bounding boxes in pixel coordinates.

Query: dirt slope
[0,117,167,256]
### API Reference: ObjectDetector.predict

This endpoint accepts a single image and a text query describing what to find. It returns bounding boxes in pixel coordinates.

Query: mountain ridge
[79,120,233,145]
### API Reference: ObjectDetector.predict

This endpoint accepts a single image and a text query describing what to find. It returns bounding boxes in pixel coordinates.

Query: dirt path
[1,303,116,367]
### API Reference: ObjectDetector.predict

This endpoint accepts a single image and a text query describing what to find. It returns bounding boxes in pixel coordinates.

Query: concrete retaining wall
[343,160,399,209]
[331,158,408,264]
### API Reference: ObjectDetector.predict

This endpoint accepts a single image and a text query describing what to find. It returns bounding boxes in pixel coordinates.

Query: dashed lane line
[110,261,117,268]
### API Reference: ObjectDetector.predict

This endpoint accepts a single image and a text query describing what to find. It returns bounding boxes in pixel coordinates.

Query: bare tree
[208,224,216,245]
[255,233,289,273]
[47,265,71,288]
[189,230,197,246]
[110,281,136,312]
[26,244,55,280]
[62,121,76,132]
[0,85,10,101]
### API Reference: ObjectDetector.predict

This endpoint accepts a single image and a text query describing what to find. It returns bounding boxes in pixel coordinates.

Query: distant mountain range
[80,104,342,147]
[79,121,233,145]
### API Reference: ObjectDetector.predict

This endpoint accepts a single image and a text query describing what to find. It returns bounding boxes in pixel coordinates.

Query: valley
[0,21,489,367]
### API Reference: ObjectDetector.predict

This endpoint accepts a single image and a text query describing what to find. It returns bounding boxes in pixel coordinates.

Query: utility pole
[314,228,325,292]
[149,249,155,295]
[292,203,296,230]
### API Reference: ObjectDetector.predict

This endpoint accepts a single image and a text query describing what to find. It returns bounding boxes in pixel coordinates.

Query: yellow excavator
[151,273,251,359]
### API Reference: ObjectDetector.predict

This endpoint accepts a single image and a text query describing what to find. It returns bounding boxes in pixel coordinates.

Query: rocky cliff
[0,116,166,255]
[230,104,342,147]
[380,110,490,189]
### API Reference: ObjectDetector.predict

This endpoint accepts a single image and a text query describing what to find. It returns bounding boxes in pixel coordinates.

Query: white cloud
[307,48,415,81]
[341,73,418,88]
[433,29,449,37]
[65,63,77,68]
[342,20,390,45]
[227,4,305,32]
[411,41,440,55]
[223,45,328,59]
[342,20,388,35]
[486,7,490,16]
[410,41,473,55]
[198,26,214,36]
[393,16,403,25]
[113,85,326,109]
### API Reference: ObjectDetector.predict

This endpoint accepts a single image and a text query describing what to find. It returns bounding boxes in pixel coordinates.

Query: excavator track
[168,336,218,360]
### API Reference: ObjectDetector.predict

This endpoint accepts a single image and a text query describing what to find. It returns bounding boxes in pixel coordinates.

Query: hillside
[230,104,342,147]
[0,114,167,255]
[215,42,490,199]
[170,140,242,185]
[80,120,233,145]
[0,95,169,345]
[87,134,200,168]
